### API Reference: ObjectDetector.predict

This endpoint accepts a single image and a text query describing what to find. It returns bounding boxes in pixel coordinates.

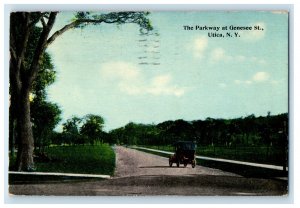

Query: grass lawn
[10,144,116,176]
[36,144,115,175]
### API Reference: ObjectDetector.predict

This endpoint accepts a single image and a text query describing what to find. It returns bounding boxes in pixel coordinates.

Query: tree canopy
[108,113,288,148]
[9,11,153,171]
[80,114,105,144]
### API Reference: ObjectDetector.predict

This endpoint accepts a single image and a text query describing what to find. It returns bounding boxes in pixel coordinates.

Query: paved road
[9,146,288,196]
[114,146,239,178]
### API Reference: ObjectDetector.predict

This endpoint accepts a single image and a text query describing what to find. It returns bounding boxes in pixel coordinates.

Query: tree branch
[27,12,58,86]
[46,18,104,47]
[46,12,153,47]
[9,49,22,93]
[28,12,44,28]
[9,34,17,64]
[10,12,32,94]
[40,17,46,28]
[16,12,31,71]
[46,20,80,47]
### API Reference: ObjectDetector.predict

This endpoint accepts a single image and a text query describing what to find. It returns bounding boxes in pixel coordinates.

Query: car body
[169,141,197,168]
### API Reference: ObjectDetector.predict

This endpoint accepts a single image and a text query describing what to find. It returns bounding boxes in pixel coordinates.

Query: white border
[1,1,298,207]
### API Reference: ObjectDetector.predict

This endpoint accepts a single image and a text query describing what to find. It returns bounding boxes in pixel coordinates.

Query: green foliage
[75,12,90,20]
[58,114,109,145]
[35,144,115,175]
[62,116,82,134]
[32,53,56,99]
[73,11,153,33]
[110,122,159,146]
[31,99,62,150]
[21,25,57,100]
[80,114,105,144]
[116,113,288,166]
[10,18,62,152]
[109,113,288,165]
[61,116,83,145]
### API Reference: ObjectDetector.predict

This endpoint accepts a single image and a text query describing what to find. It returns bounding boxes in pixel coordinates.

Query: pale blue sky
[47,11,288,131]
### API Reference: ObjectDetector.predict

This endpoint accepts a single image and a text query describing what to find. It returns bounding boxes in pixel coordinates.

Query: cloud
[210,48,265,65]
[147,75,185,97]
[252,71,270,82]
[100,62,185,97]
[100,62,140,81]
[193,36,208,58]
[234,71,270,85]
[240,22,266,41]
[211,48,226,61]
[210,47,233,62]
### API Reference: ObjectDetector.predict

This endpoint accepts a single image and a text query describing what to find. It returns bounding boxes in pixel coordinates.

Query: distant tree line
[108,113,288,148]
[12,109,288,169]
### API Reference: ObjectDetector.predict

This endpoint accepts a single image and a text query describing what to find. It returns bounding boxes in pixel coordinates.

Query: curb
[9,171,111,179]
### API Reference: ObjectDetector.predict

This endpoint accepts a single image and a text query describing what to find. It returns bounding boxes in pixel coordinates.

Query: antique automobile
[169,141,197,168]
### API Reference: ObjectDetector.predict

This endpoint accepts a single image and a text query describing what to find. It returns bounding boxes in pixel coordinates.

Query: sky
[46,11,288,131]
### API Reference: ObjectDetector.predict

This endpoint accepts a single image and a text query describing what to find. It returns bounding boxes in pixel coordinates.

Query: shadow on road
[9,174,288,196]
[105,174,288,195]
[9,173,104,185]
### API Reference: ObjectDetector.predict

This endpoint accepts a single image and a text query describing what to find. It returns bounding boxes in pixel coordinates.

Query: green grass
[196,145,285,166]
[8,144,115,175]
[36,144,115,175]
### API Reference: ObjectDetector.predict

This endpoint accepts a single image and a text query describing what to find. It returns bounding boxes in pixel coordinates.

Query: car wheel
[192,160,196,168]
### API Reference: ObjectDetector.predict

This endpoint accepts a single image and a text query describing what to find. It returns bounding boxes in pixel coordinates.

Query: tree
[10,11,153,171]
[62,116,82,145]
[80,114,105,144]
[28,31,61,153]
[109,127,125,145]
[9,21,57,162]
[31,99,61,152]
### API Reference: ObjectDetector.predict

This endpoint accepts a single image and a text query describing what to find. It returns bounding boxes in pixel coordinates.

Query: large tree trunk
[9,105,15,159]
[10,12,58,171]
[15,89,35,171]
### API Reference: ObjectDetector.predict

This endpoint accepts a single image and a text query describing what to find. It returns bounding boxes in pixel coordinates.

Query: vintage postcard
[8,9,289,198]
